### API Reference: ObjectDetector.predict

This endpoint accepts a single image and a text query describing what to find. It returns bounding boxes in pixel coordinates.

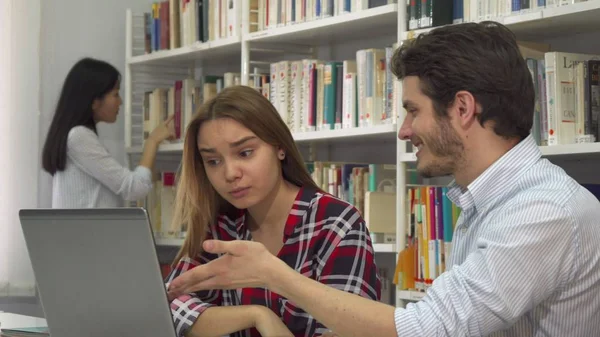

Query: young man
[167,21,600,337]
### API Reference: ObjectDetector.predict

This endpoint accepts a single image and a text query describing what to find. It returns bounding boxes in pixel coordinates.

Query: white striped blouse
[51,126,153,208]
[394,135,600,336]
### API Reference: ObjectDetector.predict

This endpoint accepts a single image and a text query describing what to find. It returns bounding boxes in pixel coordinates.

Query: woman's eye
[205,159,220,166]
[240,150,253,158]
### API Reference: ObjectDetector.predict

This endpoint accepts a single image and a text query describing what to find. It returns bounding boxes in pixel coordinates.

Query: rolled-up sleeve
[165,237,222,337]
[67,126,153,201]
[394,200,576,336]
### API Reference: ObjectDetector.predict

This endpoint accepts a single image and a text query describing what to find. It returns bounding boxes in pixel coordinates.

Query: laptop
[18,208,178,337]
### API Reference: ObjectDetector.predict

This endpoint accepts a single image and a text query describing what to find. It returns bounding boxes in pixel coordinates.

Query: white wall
[0,0,155,316]
[0,0,41,299]
[38,0,157,208]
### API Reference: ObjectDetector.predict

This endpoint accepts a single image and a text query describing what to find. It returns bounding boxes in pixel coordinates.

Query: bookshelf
[399,142,600,163]
[402,0,600,41]
[127,36,241,66]
[123,0,600,309]
[244,3,398,44]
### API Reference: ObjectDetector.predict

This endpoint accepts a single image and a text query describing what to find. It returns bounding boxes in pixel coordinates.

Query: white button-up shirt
[395,135,600,336]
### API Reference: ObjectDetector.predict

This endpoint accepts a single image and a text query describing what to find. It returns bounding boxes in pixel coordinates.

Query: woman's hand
[253,306,293,337]
[148,114,176,143]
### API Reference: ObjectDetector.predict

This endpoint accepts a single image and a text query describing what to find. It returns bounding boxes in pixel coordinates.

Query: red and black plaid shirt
[166,186,381,337]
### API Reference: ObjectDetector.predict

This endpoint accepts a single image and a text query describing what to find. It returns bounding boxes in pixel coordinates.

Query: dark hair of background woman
[42,57,121,175]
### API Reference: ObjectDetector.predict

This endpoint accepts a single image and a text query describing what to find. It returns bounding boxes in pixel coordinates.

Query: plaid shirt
[166,186,381,337]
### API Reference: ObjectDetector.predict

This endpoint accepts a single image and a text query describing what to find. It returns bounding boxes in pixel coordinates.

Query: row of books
[143,0,243,54]
[527,49,600,146]
[395,183,600,292]
[141,73,241,144]
[138,161,399,242]
[254,46,399,133]
[255,0,397,31]
[307,161,397,242]
[395,186,461,291]
[138,52,599,148]
[407,0,590,31]
[141,171,182,239]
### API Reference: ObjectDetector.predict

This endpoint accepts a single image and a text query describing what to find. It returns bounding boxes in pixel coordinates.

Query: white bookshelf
[293,124,397,143]
[127,36,241,66]
[124,0,600,310]
[373,243,396,253]
[401,0,600,40]
[398,143,600,163]
[245,3,398,44]
[154,237,185,247]
[397,289,426,302]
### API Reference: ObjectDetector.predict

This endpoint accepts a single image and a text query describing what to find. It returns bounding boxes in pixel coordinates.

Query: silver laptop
[18,208,177,337]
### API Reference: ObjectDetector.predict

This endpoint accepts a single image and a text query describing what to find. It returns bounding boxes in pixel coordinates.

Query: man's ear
[453,91,479,129]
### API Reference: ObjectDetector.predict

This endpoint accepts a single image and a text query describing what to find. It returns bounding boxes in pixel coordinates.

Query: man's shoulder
[503,159,598,219]
[517,159,583,204]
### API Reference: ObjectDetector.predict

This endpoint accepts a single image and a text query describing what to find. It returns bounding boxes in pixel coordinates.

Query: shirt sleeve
[66,126,153,201]
[164,233,222,337]
[394,199,577,336]
[311,202,382,335]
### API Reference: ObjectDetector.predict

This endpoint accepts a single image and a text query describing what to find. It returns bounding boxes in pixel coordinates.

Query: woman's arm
[168,240,398,337]
[66,119,173,201]
[186,306,293,337]
[166,254,223,337]
[168,256,293,337]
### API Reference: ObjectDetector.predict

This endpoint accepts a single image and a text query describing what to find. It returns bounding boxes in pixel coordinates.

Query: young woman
[165,85,381,337]
[42,57,174,208]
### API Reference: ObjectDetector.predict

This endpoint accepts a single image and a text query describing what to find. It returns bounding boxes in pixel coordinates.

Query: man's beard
[417,118,464,178]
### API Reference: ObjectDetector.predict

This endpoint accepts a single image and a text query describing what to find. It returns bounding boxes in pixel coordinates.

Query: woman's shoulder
[67,125,97,143]
[302,187,364,225]
[307,187,358,211]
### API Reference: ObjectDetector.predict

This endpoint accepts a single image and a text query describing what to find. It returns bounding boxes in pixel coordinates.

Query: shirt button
[461,227,467,233]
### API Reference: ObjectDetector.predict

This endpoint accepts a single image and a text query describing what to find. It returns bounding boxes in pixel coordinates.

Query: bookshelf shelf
[127,36,241,66]
[245,4,398,45]
[126,124,398,153]
[155,237,184,247]
[397,290,426,302]
[398,143,600,163]
[539,143,600,158]
[126,142,184,154]
[402,0,600,41]
[293,123,397,143]
[373,243,396,253]
[398,152,417,163]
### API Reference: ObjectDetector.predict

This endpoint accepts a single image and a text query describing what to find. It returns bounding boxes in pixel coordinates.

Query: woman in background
[42,57,174,208]
[165,85,380,337]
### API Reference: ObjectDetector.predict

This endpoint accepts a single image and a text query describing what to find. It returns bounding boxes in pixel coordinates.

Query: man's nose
[398,116,413,141]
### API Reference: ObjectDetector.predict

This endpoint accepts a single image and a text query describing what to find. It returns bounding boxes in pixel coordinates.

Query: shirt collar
[447,135,541,213]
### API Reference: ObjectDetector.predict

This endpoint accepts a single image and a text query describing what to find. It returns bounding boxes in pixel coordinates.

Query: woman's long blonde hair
[171,85,319,264]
